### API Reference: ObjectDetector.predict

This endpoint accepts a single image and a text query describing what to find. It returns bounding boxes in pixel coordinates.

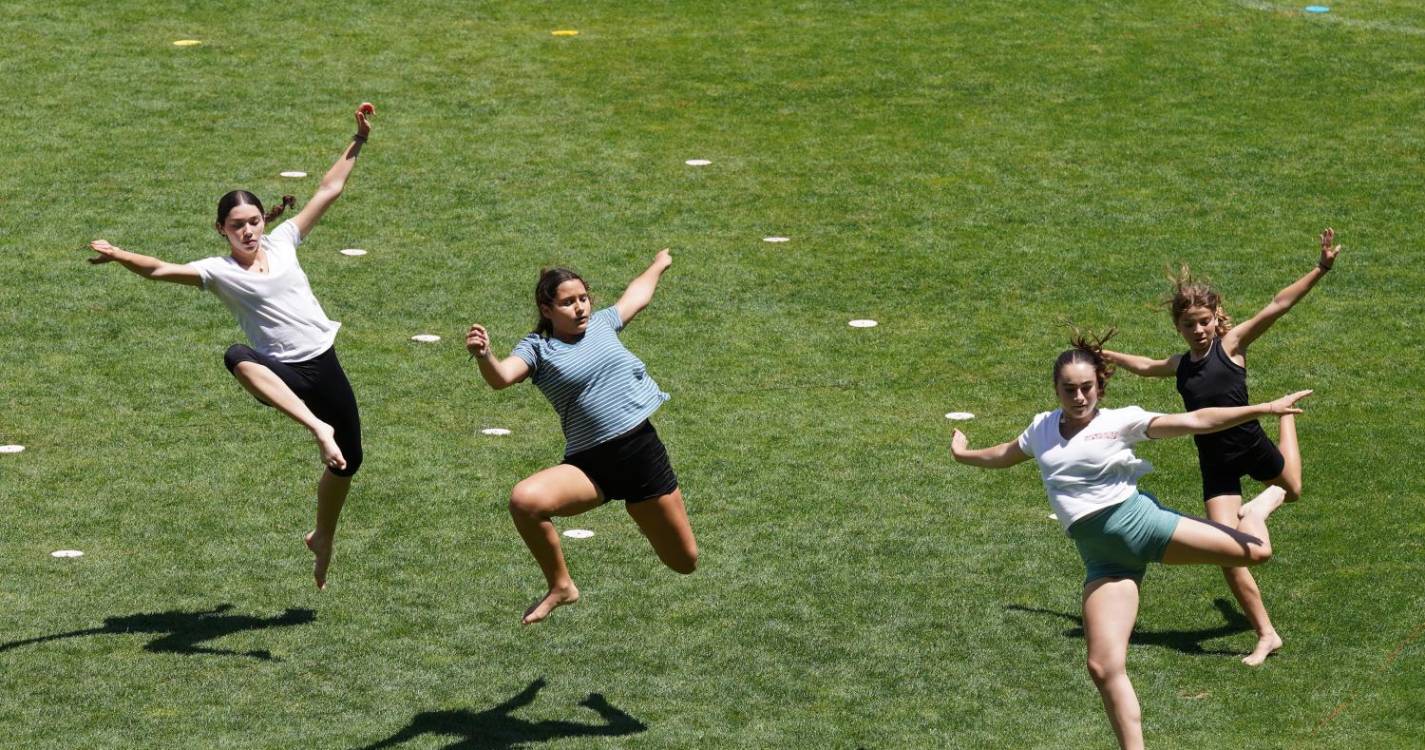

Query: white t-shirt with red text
[1017,406,1161,533]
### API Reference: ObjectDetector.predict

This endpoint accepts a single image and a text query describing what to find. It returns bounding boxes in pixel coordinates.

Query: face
[217,204,265,255]
[1175,305,1217,353]
[540,279,591,338]
[1055,361,1101,422]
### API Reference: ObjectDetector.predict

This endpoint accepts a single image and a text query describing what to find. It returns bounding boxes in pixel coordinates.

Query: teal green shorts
[1067,491,1183,585]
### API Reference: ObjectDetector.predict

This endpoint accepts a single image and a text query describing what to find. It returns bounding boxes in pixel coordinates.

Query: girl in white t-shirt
[87,103,375,590]
[950,331,1309,750]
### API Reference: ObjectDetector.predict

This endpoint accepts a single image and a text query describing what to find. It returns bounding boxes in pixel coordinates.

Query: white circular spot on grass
[563,529,594,539]
[763,236,790,243]
[1048,514,1057,520]
[945,412,975,421]
[0,444,24,453]
[172,39,202,47]
[551,29,579,36]
[339,248,367,257]
[51,550,84,558]
[848,319,878,328]
[685,159,711,166]
[481,428,511,436]
[279,171,307,178]
[410,334,441,343]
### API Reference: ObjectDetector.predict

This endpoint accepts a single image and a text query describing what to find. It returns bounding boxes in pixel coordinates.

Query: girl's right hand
[88,239,120,264]
[1319,228,1342,270]
[1267,390,1313,415]
[466,324,490,358]
[355,102,375,137]
[950,429,968,456]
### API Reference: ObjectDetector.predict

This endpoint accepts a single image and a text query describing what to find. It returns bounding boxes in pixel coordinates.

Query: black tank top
[1175,338,1267,459]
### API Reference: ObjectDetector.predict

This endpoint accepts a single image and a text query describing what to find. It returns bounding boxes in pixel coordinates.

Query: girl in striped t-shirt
[467,249,697,624]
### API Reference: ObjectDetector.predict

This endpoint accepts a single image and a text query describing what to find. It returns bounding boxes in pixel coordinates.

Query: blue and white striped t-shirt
[512,307,669,456]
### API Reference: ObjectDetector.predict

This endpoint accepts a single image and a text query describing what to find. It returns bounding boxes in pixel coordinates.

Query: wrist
[1317,260,1332,272]
[352,132,368,143]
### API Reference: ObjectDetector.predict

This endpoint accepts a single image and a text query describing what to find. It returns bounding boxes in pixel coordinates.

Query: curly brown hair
[1167,264,1232,336]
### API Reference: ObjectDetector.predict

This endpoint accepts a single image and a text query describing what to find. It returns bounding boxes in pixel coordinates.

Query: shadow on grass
[1006,598,1252,657]
[355,677,647,750]
[0,603,314,660]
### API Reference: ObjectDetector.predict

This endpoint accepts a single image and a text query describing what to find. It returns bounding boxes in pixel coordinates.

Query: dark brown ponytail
[265,194,296,223]
[1052,324,1117,390]
[215,190,297,227]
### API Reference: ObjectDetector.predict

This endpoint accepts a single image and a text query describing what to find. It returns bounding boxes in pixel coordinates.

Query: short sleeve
[511,335,542,374]
[1016,411,1049,458]
[594,307,623,333]
[186,257,222,292]
[269,220,303,251]
[1116,406,1162,444]
[1016,428,1034,457]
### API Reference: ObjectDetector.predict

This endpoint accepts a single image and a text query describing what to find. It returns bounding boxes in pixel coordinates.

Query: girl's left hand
[1319,227,1341,270]
[653,247,672,268]
[1267,389,1313,415]
[950,429,968,456]
[355,102,375,137]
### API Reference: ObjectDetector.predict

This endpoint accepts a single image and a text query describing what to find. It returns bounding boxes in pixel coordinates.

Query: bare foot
[1242,631,1283,667]
[522,583,579,625]
[305,531,333,590]
[1239,485,1286,520]
[311,422,346,471]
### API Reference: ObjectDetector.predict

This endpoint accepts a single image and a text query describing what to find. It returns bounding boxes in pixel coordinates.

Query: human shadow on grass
[1006,598,1252,657]
[0,603,314,660]
[354,677,647,750]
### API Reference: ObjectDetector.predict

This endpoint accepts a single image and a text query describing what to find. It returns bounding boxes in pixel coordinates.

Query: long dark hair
[533,267,590,338]
[215,190,295,228]
[1052,324,1117,391]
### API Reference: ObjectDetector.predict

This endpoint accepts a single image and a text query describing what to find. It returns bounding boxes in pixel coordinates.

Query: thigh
[625,488,697,563]
[513,464,606,517]
[1082,578,1140,664]
[1160,515,1262,566]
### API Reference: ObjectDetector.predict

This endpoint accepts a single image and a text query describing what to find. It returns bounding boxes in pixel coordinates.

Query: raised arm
[613,249,672,327]
[87,240,201,287]
[290,103,374,240]
[1223,228,1342,356]
[1145,390,1311,440]
[950,429,1032,469]
[1102,349,1180,378]
[466,324,531,390]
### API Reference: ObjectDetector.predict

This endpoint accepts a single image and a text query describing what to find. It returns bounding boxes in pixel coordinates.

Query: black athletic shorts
[563,420,677,503]
[224,344,363,477]
[1198,436,1284,502]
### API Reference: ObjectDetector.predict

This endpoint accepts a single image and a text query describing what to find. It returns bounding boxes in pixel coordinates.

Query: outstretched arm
[290,103,374,239]
[86,240,200,287]
[466,324,531,390]
[1223,228,1342,356]
[950,429,1032,469]
[1146,390,1311,440]
[1102,349,1180,378]
[613,249,672,327]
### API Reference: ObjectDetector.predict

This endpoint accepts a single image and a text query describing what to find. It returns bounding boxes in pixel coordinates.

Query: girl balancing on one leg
[1102,228,1341,665]
[951,331,1309,750]
[87,102,376,590]
[466,249,698,625]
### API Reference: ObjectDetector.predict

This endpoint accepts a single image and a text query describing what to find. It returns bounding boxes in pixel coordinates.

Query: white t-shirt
[187,220,340,362]
[1016,406,1161,533]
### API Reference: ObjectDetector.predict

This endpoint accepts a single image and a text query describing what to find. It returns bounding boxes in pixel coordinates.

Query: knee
[332,448,362,477]
[224,344,256,374]
[1086,655,1125,685]
[509,481,548,518]
[667,545,698,575]
[1246,541,1273,566]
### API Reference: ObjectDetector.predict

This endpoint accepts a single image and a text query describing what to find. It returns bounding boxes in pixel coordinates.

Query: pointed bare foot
[522,583,579,625]
[311,422,346,471]
[1242,631,1283,667]
[305,531,333,590]
[1239,485,1286,520]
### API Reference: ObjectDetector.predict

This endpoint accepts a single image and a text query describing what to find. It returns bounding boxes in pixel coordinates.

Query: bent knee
[331,450,363,477]
[509,481,550,517]
[667,546,698,575]
[1086,657,1125,684]
[1245,542,1273,566]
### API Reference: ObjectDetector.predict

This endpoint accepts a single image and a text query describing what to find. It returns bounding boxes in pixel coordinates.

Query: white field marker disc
[172,39,202,47]
[279,170,307,178]
[1048,514,1058,520]
[848,319,878,328]
[945,412,975,421]
[763,236,790,243]
[410,334,441,343]
[0,445,24,453]
[339,248,367,257]
[563,529,594,539]
[51,550,84,558]
[481,428,511,436]
[685,159,711,166]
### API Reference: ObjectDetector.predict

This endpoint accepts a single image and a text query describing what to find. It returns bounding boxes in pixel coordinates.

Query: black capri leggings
[224,344,363,477]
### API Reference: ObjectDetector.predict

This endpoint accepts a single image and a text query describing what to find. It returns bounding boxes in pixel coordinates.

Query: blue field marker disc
[1304,5,1329,13]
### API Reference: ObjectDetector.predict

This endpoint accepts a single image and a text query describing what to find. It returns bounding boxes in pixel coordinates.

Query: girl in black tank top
[1100,228,1341,667]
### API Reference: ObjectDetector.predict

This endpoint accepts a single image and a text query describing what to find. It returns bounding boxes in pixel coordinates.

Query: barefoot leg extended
[1268,414,1302,502]
[1204,495,1282,666]
[626,487,698,574]
[1083,577,1144,750]
[1162,486,1285,566]
[509,464,604,624]
[304,469,351,590]
[232,361,345,470]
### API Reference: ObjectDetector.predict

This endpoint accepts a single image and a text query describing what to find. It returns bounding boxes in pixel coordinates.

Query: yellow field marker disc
[172,39,202,47]
[551,29,579,36]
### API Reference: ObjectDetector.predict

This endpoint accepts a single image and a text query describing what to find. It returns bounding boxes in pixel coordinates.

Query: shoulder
[1104,405,1160,439]
[1018,409,1058,451]
[265,220,303,251]
[187,255,232,285]
[593,306,623,331]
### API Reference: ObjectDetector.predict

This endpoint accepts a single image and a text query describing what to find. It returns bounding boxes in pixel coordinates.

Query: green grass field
[3,1,1423,747]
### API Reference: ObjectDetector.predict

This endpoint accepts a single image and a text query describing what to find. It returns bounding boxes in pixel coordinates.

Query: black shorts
[224,344,363,477]
[1198,437,1284,502]
[563,420,677,503]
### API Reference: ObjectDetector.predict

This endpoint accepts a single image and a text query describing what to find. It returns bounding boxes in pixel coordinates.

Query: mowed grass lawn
[2,1,1423,747]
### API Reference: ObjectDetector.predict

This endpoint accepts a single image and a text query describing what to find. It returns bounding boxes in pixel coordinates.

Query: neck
[1059,408,1096,437]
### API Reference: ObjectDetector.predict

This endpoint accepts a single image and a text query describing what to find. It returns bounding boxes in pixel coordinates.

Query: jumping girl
[466,249,698,625]
[951,332,1309,750]
[1102,229,1341,665]
[87,103,375,590]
